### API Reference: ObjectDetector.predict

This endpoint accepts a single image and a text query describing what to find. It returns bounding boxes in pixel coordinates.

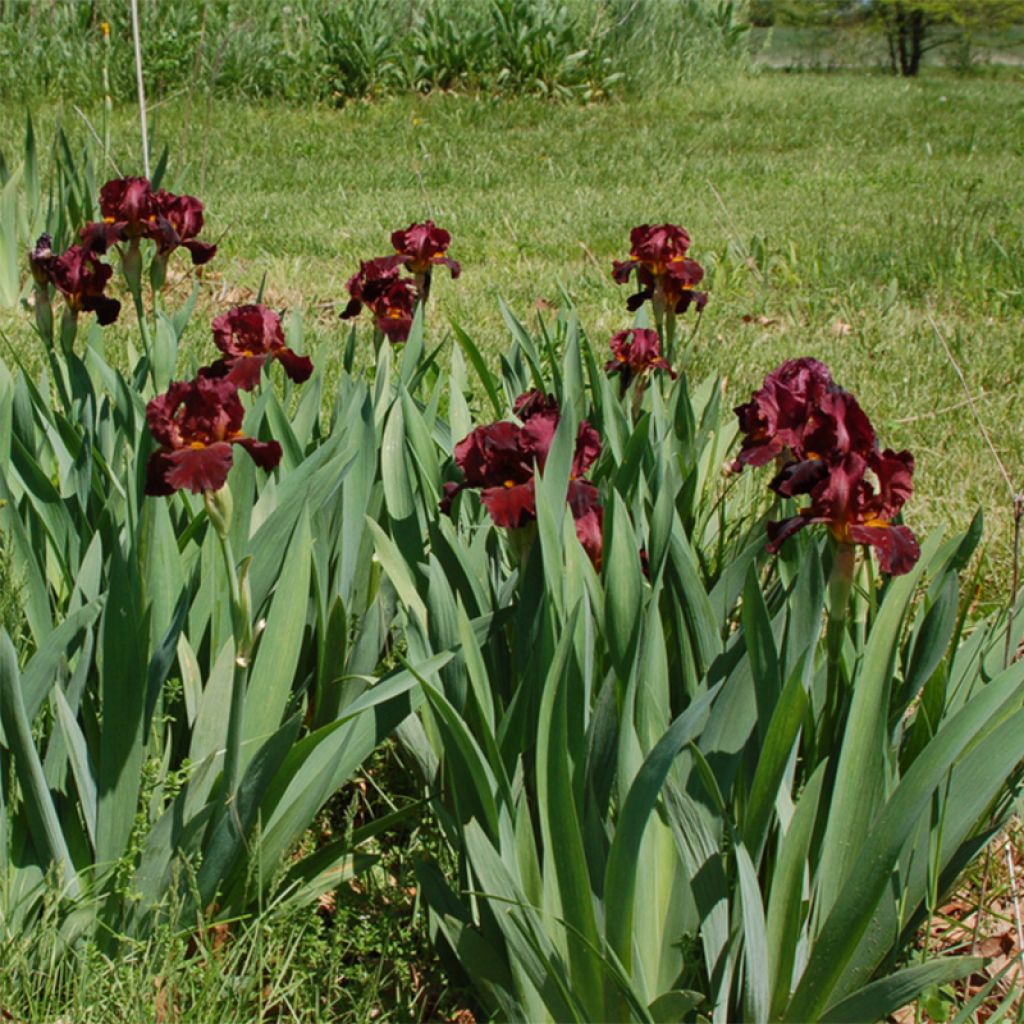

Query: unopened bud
[237,555,254,628]
[203,486,233,538]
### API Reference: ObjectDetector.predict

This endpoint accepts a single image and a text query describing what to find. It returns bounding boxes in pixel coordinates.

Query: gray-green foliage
[368,307,1023,1021]
[0,136,450,965]
[0,106,1021,1023]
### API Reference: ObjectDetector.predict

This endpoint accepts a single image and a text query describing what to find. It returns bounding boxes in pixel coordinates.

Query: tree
[873,0,1024,76]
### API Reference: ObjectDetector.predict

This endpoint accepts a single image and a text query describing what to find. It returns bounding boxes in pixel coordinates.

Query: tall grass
[0,0,751,106]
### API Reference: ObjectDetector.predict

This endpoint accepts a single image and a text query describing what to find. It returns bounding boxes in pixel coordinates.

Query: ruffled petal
[163,442,235,494]
[481,481,536,529]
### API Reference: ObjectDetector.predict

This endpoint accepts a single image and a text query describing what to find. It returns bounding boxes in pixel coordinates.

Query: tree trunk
[883,3,930,77]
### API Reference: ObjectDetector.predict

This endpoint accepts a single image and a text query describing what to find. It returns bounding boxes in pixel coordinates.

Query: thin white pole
[130,0,151,178]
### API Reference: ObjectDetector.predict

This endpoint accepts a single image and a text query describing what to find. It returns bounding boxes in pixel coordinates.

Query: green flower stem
[826,540,856,712]
[416,268,432,307]
[372,325,385,362]
[59,306,77,357]
[122,239,155,387]
[205,489,252,823]
[664,307,678,366]
[651,284,666,355]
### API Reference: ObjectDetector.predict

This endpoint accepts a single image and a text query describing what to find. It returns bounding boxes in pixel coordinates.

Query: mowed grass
[2,72,1023,592]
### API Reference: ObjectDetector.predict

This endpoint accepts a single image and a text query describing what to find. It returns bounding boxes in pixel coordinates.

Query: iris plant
[612,223,706,361]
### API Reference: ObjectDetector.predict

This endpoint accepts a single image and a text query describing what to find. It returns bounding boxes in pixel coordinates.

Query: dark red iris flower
[99,176,156,237]
[28,233,55,287]
[29,236,121,325]
[340,256,417,343]
[736,358,919,575]
[766,448,919,576]
[373,279,416,342]
[392,221,460,279]
[441,392,604,566]
[145,375,281,495]
[605,328,677,390]
[205,304,313,390]
[80,177,215,264]
[80,176,158,253]
[151,190,217,265]
[734,361,876,475]
[612,224,707,315]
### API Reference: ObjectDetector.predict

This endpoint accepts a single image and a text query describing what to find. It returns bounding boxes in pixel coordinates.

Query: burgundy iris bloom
[733,356,876,471]
[766,448,919,576]
[206,304,313,390]
[340,256,417,343]
[737,358,919,575]
[152,190,217,265]
[80,178,216,265]
[99,176,156,235]
[443,393,604,566]
[612,224,707,315]
[340,256,400,318]
[80,176,158,253]
[605,328,676,390]
[28,234,55,286]
[373,279,416,342]
[30,237,121,325]
[392,221,461,279]
[145,375,282,495]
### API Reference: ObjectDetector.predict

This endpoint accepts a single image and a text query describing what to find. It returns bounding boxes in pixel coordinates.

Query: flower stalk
[827,540,856,695]
[204,488,253,823]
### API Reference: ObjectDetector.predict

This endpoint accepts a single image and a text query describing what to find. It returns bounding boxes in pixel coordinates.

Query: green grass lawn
[2,71,1023,592]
